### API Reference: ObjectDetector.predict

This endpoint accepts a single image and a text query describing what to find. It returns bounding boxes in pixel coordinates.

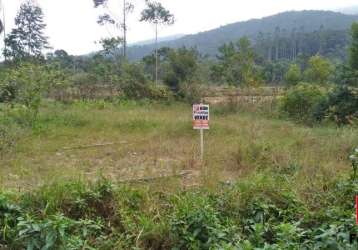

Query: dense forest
[127,10,358,60]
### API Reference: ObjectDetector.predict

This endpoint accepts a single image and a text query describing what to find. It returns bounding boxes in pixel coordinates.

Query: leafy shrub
[146,84,173,101]
[334,64,358,86]
[120,79,148,100]
[162,47,199,91]
[304,55,334,84]
[170,192,237,249]
[13,214,103,250]
[118,63,155,100]
[313,86,358,125]
[0,118,24,157]
[0,125,17,157]
[121,81,173,101]
[0,82,17,103]
[0,62,67,124]
[177,82,203,104]
[349,147,358,180]
[70,72,95,86]
[285,64,301,85]
[0,194,21,247]
[280,83,327,123]
[21,179,117,222]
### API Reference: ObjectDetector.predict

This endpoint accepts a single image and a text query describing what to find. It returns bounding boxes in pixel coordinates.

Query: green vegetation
[1,100,357,186]
[0,168,357,249]
[127,10,358,61]
[1,97,358,248]
[303,55,334,84]
[284,64,301,85]
[211,37,261,87]
[93,0,134,58]
[350,22,358,71]
[140,0,175,85]
[0,1,358,249]
[4,1,50,60]
[279,83,327,123]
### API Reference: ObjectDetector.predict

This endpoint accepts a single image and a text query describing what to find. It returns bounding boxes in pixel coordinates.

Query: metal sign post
[200,128,204,160]
[193,104,210,160]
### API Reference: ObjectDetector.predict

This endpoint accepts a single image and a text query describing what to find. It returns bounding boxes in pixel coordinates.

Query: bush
[13,214,103,250]
[313,86,358,125]
[146,84,173,101]
[162,48,199,91]
[170,192,237,249]
[285,64,301,85]
[334,64,358,86]
[120,79,149,100]
[0,63,67,124]
[70,72,95,86]
[0,83,17,103]
[349,147,358,180]
[304,55,334,84]
[280,83,327,123]
[0,125,21,157]
[177,82,203,104]
[120,63,152,100]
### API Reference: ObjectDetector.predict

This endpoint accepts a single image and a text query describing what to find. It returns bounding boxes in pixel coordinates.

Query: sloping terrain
[128,10,358,60]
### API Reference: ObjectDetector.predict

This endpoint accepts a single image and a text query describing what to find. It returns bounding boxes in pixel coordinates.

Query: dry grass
[0,100,357,198]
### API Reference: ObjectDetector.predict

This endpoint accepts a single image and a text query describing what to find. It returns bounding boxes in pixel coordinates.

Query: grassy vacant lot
[1,100,357,195]
[0,100,357,249]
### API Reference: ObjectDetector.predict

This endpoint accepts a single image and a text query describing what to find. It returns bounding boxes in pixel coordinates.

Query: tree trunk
[2,4,6,61]
[275,44,279,61]
[268,47,272,61]
[123,0,127,58]
[155,22,158,85]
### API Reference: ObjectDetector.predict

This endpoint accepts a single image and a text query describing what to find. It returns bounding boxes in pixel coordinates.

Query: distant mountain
[127,10,358,61]
[130,34,186,46]
[337,5,358,15]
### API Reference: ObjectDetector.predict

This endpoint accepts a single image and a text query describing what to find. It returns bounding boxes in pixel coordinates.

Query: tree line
[0,0,357,123]
[1,1,357,87]
[254,27,349,62]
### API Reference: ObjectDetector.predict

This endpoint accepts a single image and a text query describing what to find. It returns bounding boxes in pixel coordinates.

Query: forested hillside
[128,10,358,61]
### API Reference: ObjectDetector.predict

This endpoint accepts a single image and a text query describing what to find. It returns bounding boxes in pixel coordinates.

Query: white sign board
[193,104,210,130]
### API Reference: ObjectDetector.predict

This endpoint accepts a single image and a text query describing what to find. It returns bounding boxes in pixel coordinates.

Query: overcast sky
[1,0,357,55]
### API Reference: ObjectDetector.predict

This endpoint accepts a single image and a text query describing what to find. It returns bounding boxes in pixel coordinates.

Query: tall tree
[99,37,123,58]
[285,64,301,85]
[140,0,174,85]
[304,55,333,84]
[0,0,4,34]
[93,0,133,59]
[3,1,50,60]
[349,22,358,71]
[213,37,261,86]
[235,37,257,86]
[163,47,198,91]
[0,15,3,34]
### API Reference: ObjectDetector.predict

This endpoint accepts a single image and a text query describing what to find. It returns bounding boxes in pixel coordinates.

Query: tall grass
[0,99,357,248]
[0,100,357,195]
